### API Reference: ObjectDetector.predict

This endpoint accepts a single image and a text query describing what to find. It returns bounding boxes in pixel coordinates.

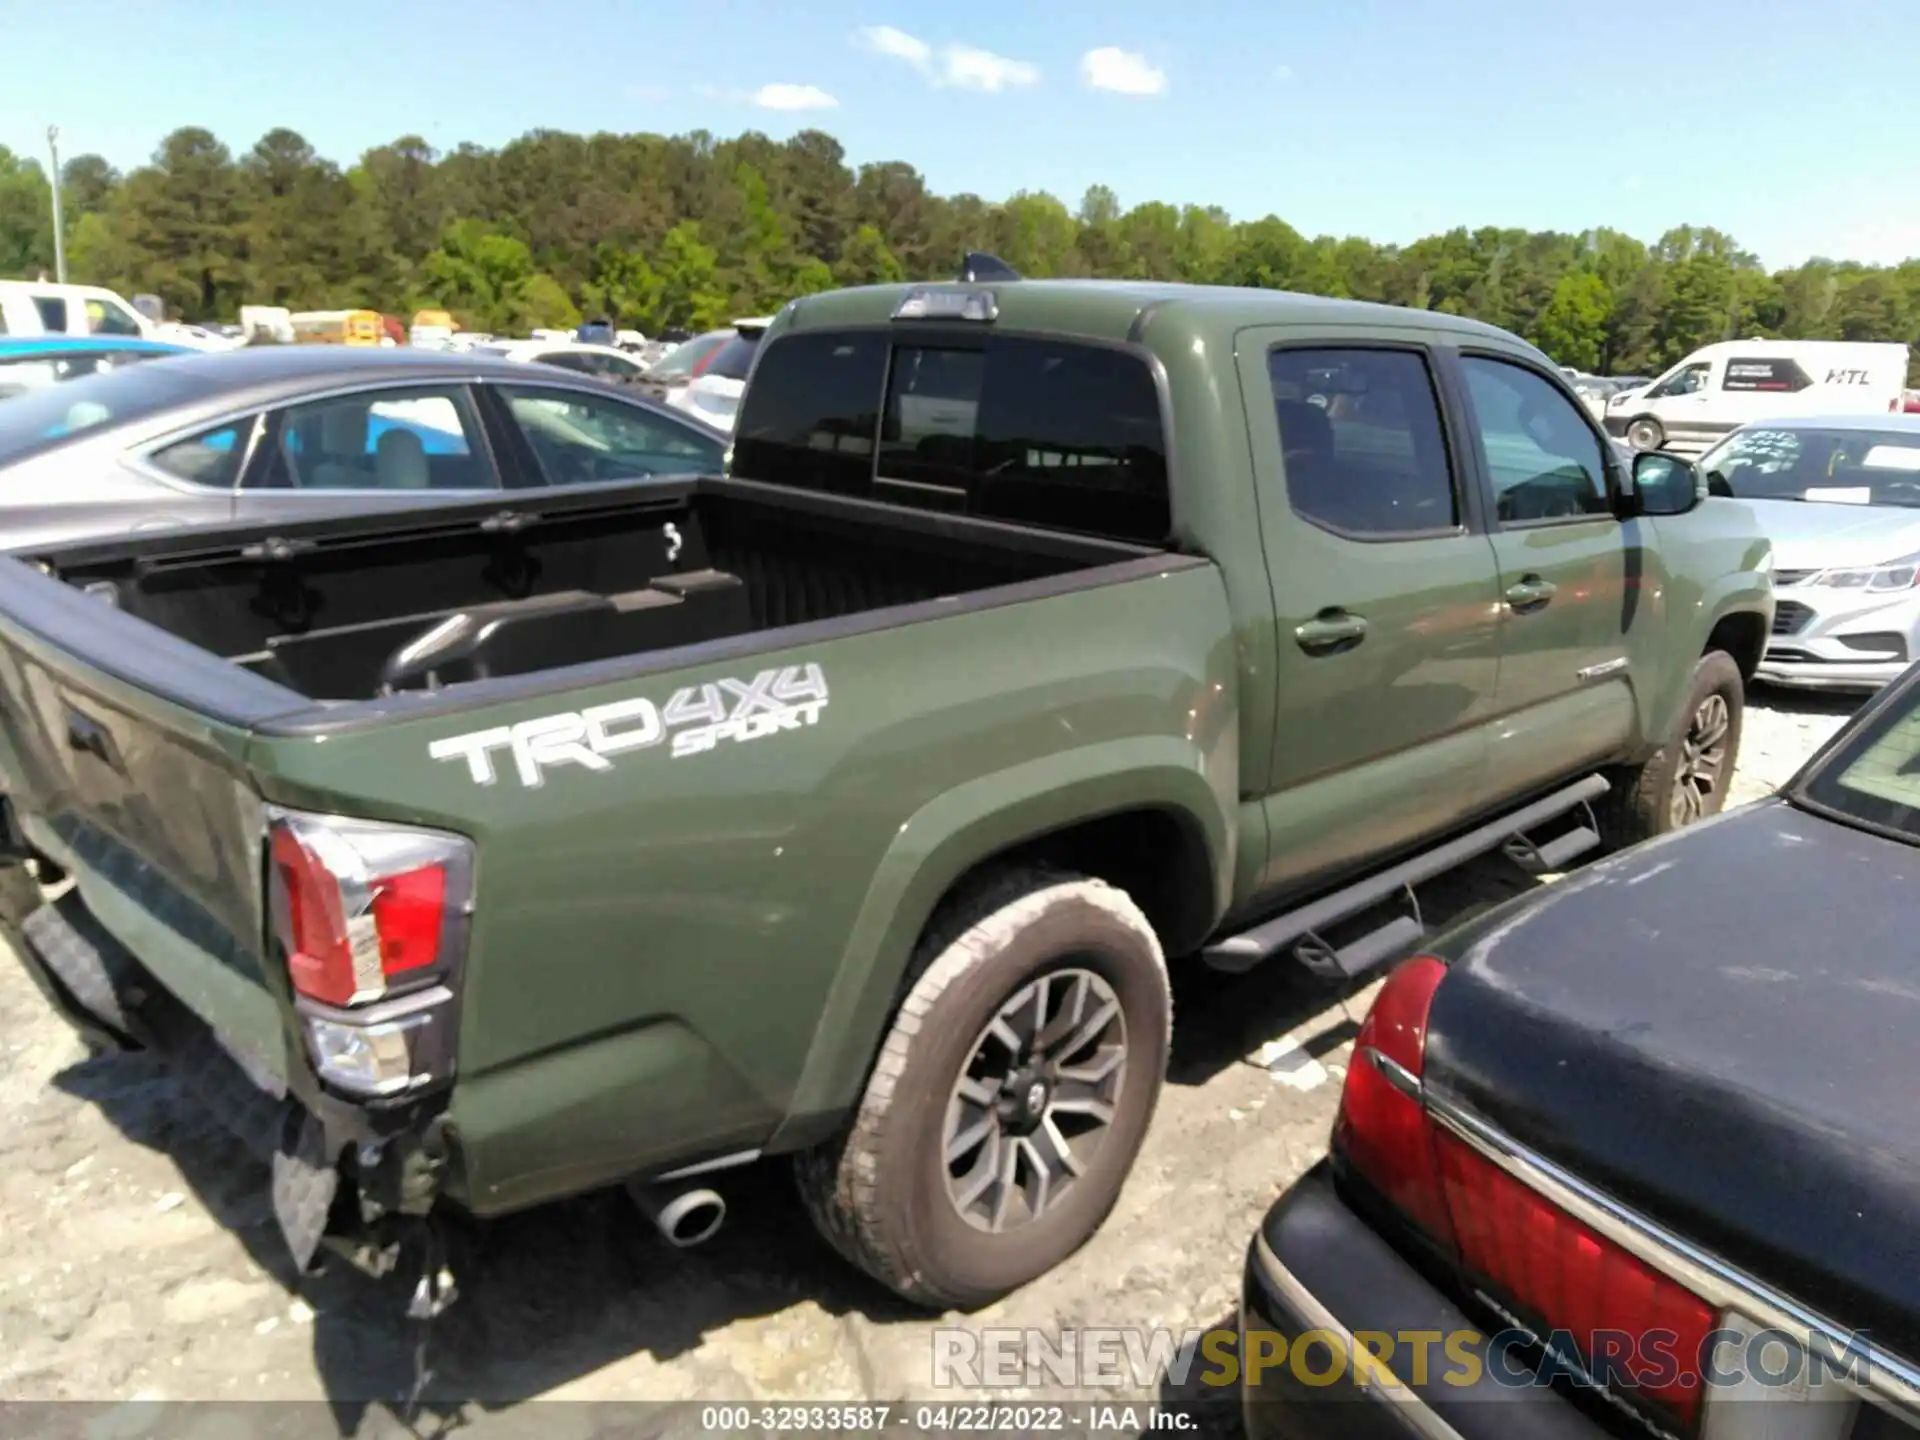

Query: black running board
[1203,774,1611,980]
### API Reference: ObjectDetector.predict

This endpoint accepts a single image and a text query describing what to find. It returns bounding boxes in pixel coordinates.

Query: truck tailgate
[0,592,287,1083]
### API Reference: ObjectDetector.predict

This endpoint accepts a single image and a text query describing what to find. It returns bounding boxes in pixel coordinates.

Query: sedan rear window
[1798,679,1920,844]
[704,333,761,382]
[0,360,214,466]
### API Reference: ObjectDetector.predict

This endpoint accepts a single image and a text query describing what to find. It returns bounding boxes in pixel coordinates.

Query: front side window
[148,420,251,489]
[501,385,723,485]
[1460,356,1611,523]
[1268,348,1457,537]
[1649,363,1709,399]
[85,299,144,337]
[258,387,492,491]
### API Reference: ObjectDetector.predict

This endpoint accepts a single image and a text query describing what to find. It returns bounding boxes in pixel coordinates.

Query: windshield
[1797,674,1920,845]
[1698,426,1920,506]
[0,358,213,465]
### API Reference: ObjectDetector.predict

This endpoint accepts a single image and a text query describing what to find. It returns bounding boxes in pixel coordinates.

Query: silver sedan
[0,346,730,552]
[1697,413,1920,691]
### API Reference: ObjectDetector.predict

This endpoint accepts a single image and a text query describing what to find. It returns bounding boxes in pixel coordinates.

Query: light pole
[47,125,66,284]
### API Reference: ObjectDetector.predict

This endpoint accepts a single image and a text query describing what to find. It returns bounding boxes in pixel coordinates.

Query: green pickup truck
[0,267,1773,1313]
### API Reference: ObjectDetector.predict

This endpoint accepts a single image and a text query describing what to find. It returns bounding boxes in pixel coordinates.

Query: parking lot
[0,686,1858,1433]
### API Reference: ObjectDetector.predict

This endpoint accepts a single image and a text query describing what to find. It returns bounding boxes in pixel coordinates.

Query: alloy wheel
[942,968,1128,1234]
[1670,691,1731,826]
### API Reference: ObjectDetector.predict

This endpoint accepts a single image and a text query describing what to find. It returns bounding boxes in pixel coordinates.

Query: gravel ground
[0,684,1863,1436]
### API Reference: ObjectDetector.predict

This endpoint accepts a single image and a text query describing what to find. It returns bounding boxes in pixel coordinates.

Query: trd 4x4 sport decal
[427,663,830,788]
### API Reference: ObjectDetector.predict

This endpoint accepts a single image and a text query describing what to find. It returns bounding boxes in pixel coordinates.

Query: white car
[467,339,655,387]
[1700,413,1920,690]
[662,317,773,433]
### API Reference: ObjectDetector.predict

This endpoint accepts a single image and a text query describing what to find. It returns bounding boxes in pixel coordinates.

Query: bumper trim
[1250,1229,1466,1440]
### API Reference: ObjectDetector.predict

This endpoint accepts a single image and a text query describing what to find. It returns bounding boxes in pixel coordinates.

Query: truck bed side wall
[243,558,1240,1214]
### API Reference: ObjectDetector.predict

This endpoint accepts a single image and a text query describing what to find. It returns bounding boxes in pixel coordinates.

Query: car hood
[1424,799,1920,1358]
[1741,497,1920,571]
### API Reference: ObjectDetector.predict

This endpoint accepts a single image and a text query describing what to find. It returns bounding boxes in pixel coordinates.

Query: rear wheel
[1599,650,1744,848]
[1626,416,1665,452]
[795,869,1170,1310]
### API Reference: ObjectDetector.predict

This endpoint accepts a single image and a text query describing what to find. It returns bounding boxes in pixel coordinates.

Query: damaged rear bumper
[3,882,450,1277]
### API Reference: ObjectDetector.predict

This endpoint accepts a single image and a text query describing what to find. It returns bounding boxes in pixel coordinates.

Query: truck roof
[784,279,1527,349]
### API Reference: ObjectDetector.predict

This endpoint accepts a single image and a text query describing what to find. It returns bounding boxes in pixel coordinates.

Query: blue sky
[3,0,1916,269]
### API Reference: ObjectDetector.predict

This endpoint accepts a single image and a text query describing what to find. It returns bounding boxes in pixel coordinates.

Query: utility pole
[47,125,67,284]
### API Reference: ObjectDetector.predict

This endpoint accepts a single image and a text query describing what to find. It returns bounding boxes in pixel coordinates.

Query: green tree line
[4,126,1918,382]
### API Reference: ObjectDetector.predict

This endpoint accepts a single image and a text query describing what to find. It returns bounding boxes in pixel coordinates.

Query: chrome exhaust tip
[630,1183,727,1248]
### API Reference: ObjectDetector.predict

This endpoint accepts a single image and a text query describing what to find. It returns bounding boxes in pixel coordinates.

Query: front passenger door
[1454,353,1639,799]
[1239,334,1506,899]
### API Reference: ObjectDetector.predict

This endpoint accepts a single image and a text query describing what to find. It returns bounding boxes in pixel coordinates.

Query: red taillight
[1437,1134,1716,1427]
[1334,954,1455,1245]
[1335,953,1718,1431]
[267,811,469,1007]
[369,864,448,976]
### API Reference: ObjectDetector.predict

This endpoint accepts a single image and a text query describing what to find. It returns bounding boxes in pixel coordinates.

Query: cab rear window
[732,328,1170,544]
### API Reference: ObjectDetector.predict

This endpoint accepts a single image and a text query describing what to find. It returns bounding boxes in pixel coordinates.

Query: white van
[1605,339,1910,453]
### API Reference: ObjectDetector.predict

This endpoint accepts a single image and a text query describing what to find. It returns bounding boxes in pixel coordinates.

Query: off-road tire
[1626,416,1666,452]
[1599,649,1744,849]
[794,868,1171,1310]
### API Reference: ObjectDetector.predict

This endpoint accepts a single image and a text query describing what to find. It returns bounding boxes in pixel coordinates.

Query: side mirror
[1632,450,1705,516]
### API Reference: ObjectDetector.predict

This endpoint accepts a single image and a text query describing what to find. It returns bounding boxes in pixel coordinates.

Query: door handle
[1505,575,1559,610]
[1294,610,1369,652]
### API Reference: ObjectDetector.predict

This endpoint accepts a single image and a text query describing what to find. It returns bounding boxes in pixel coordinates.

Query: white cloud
[941,44,1040,91]
[1274,63,1294,82]
[857,25,1040,91]
[856,24,932,68]
[753,83,839,111]
[1081,46,1167,96]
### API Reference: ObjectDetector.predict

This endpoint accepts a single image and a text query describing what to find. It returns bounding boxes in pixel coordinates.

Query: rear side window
[1269,348,1458,536]
[149,420,250,489]
[33,296,69,332]
[733,329,1172,543]
[1722,357,1813,393]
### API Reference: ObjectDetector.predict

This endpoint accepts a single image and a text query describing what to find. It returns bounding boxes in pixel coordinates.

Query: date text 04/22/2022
[695,1404,1198,1433]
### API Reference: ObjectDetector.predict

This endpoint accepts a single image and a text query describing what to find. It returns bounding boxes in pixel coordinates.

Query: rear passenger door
[1449,351,1638,796]
[1236,330,1505,897]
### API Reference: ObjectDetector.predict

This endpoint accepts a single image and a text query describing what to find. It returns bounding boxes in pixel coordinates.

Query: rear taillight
[1335,954,1717,1432]
[1437,1136,1716,1426]
[1334,954,1455,1245]
[266,808,474,1098]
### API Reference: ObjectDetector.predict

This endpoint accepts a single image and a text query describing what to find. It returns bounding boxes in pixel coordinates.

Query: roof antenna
[958,252,1021,283]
